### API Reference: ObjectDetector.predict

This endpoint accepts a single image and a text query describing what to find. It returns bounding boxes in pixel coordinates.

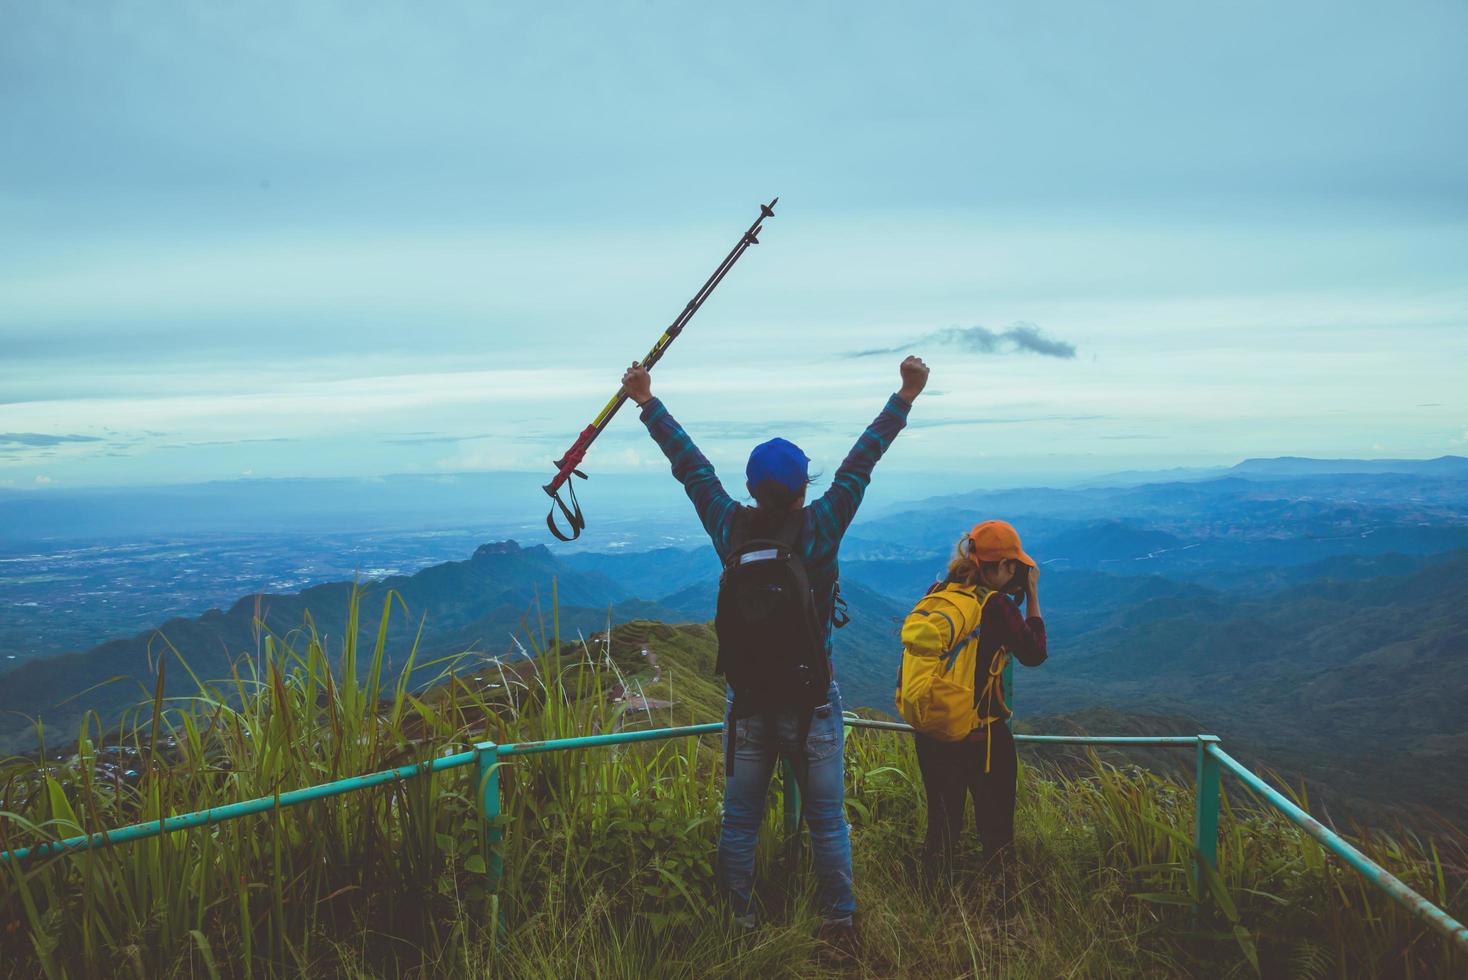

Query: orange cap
[965,520,1036,568]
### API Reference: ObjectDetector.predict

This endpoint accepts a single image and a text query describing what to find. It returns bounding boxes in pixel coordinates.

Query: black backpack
[715,510,832,772]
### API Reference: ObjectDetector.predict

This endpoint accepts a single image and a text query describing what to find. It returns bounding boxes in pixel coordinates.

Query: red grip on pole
[545,425,598,494]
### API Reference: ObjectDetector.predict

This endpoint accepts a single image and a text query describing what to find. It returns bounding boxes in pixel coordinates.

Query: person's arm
[1022,563,1043,622]
[980,590,1048,668]
[624,362,739,555]
[810,356,928,540]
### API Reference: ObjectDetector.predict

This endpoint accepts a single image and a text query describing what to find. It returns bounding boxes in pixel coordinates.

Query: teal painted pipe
[842,715,1201,746]
[1207,744,1468,955]
[840,717,913,733]
[781,755,802,845]
[1192,735,1222,919]
[0,749,478,863]
[494,722,722,756]
[477,745,503,888]
[1014,734,1201,746]
[843,716,1201,747]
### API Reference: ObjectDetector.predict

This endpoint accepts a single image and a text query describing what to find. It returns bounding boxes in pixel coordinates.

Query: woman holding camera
[895,520,1047,901]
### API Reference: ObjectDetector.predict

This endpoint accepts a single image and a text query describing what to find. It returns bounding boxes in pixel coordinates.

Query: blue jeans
[719,683,855,921]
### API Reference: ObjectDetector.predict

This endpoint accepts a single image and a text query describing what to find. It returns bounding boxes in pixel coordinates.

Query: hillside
[3,613,1463,978]
[1019,551,1468,818]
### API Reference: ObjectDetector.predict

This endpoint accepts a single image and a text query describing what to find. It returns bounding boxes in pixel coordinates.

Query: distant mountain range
[5,459,1467,821]
[5,455,1465,545]
[1230,455,1468,478]
[1085,454,1468,486]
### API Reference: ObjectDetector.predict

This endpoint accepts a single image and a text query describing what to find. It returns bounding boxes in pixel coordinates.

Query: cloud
[906,414,1103,429]
[684,420,836,441]
[0,432,103,447]
[382,432,495,446]
[847,322,1077,360]
[157,437,299,451]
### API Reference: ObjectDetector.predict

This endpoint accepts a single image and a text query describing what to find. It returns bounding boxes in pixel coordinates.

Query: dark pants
[913,722,1017,877]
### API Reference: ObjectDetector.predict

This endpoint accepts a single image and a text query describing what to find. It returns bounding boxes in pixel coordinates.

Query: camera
[1004,562,1031,598]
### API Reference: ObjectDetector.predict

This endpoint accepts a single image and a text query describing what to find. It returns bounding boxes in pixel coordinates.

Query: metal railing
[3,717,1465,954]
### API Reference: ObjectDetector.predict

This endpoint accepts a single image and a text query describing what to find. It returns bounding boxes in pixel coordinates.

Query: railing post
[477,742,503,890]
[781,755,802,850]
[1192,735,1222,919]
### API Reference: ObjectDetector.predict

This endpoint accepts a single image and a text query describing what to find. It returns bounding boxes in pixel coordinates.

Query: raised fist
[898,355,930,401]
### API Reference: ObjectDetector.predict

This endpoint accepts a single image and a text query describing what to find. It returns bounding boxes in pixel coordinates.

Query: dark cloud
[848,322,1077,360]
[0,432,104,447]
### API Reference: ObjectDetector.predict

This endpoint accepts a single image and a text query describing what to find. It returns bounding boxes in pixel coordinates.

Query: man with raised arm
[621,355,929,965]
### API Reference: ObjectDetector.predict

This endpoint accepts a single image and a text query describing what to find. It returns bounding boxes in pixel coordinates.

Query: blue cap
[746,438,810,495]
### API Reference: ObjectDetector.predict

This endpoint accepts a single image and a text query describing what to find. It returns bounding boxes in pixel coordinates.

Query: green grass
[2,586,1465,978]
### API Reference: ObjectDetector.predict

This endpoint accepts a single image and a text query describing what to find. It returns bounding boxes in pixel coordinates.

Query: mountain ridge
[0,541,668,752]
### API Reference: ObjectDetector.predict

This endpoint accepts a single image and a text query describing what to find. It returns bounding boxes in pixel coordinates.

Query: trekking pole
[543,197,778,541]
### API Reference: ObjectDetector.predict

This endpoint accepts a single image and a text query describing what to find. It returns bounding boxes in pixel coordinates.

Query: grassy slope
[1015,553,1468,820]
[3,598,1465,979]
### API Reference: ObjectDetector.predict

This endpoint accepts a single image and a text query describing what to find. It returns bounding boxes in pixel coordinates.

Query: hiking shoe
[816,917,860,969]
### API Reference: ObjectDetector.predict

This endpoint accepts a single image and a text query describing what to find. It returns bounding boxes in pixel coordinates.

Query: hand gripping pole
[543,198,778,541]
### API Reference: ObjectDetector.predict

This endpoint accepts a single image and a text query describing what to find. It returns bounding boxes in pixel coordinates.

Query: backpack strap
[831,582,850,629]
[918,584,987,671]
[767,511,852,632]
[775,509,804,549]
[942,627,982,672]
[965,589,1007,774]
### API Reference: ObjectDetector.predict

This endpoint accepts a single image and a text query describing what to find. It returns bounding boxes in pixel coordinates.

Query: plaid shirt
[639,393,912,657]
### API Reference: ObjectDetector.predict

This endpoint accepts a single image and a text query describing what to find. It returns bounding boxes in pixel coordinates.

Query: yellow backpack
[894,584,1009,746]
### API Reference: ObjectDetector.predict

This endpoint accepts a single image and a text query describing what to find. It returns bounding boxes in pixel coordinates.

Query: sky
[3,0,1467,501]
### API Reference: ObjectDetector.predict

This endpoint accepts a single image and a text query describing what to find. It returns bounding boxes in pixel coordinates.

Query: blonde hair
[945,535,1009,587]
